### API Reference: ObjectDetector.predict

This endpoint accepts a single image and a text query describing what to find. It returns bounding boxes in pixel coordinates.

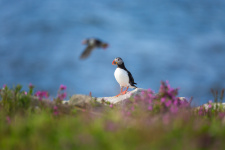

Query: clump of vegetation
[0,82,225,150]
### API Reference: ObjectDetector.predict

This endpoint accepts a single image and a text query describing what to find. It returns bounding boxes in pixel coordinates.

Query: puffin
[80,38,108,59]
[112,57,137,96]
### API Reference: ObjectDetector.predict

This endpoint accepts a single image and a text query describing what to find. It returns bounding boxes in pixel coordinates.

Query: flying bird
[112,57,137,96]
[80,38,108,59]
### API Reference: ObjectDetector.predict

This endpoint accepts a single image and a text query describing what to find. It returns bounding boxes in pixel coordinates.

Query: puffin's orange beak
[102,43,108,50]
[112,60,117,65]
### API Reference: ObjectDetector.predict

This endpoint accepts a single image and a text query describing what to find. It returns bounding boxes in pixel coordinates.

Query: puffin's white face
[112,57,124,65]
[88,39,95,45]
[82,39,95,46]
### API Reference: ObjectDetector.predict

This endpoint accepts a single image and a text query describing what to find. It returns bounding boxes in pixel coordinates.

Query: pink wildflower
[53,106,58,110]
[29,83,34,89]
[198,106,204,116]
[110,104,113,108]
[166,80,171,90]
[53,106,59,116]
[168,87,174,94]
[148,93,152,98]
[148,105,153,111]
[58,92,67,100]
[219,112,225,119]
[6,116,11,124]
[24,91,27,95]
[208,104,212,109]
[42,91,48,98]
[165,100,172,107]
[159,84,164,93]
[173,99,178,106]
[170,106,178,113]
[60,85,67,90]
[35,91,40,95]
[147,88,153,92]
[61,92,67,99]
[35,91,49,100]
[161,97,166,103]
[134,96,139,101]
[54,111,59,115]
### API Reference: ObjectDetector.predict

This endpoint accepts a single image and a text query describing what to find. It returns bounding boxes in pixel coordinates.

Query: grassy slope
[0,83,225,150]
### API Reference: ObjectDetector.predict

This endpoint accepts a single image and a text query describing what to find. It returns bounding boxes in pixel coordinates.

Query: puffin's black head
[82,38,108,49]
[112,57,124,66]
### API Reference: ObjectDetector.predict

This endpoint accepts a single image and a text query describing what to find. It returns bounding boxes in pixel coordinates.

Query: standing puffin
[112,57,137,96]
[80,38,108,59]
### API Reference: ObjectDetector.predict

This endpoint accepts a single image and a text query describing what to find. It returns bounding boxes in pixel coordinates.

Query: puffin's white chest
[114,68,129,87]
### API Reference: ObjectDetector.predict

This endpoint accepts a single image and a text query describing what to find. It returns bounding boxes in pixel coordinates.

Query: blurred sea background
[0,0,225,105]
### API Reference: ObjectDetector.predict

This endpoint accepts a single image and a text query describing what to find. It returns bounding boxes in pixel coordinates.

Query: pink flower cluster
[60,85,67,90]
[57,85,67,100]
[35,91,49,100]
[6,116,11,124]
[123,81,190,116]
[58,93,67,100]
[198,100,216,116]
[53,106,59,116]
[29,83,34,89]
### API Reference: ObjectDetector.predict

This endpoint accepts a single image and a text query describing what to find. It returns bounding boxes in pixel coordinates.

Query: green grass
[0,83,225,150]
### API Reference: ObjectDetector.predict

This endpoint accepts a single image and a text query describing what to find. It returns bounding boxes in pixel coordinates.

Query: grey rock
[68,94,93,107]
[62,100,69,105]
[62,89,147,107]
[198,102,225,110]
[96,88,147,105]
[63,88,189,107]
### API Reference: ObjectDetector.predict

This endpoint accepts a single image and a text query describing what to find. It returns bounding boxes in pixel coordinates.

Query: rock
[63,88,189,107]
[199,102,225,110]
[68,94,93,107]
[96,88,147,105]
[63,89,147,107]
[62,100,69,105]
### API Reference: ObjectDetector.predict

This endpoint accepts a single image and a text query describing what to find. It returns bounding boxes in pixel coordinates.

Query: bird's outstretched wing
[80,46,95,59]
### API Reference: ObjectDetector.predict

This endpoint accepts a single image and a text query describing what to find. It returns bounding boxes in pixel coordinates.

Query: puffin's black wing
[127,70,137,87]
[80,45,95,59]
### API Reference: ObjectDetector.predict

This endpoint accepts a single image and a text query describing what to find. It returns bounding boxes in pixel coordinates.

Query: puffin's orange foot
[121,91,127,95]
[115,93,121,97]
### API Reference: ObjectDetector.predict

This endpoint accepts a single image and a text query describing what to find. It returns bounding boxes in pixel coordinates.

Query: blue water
[0,0,225,105]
